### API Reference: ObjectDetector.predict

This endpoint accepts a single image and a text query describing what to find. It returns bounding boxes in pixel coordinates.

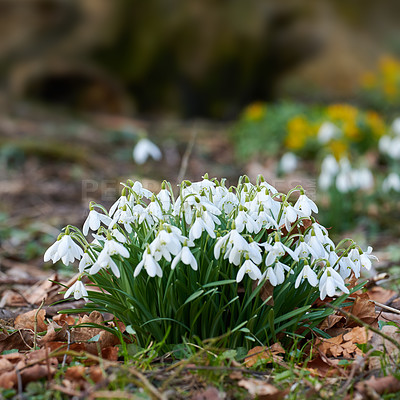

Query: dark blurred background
[0,0,399,119]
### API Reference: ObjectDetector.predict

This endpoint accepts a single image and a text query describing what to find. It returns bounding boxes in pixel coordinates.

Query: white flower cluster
[318,155,374,193]
[379,118,400,192]
[45,176,377,302]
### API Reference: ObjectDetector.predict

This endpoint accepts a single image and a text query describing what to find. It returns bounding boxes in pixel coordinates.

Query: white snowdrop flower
[283,204,303,232]
[306,234,326,259]
[338,255,355,279]
[259,180,278,194]
[387,137,400,159]
[382,172,400,192]
[360,246,378,271]
[236,259,262,282]
[64,280,88,300]
[44,240,61,263]
[319,267,349,300]
[353,168,374,191]
[150,229,182,262]
[263,240,298,266]
[111,228,127,243]
[349,248,362,278]
[224,230,251,266]
[90,249,121,277]
[260,267,278,286]
[255,209,278,230]
[131,204,153,226]
[157,188,172,211]
[79,252,94,273]
[109,195,129,218]
[130,181,152,199]
[235,209,259,233]
[336,170,353,193]
[379,135,392,155]
[134,247,162,277]
[309,223,334,248]
[274,261,292,285]
[171,242,197,271]
[293,240,318,260]
[295,264,318,288]
[189,214,216,241]
[327,250,340,269]
[279,152,298,174]
[44,234,83,265]
[248,241,262,265]
[321,155,339,176]
[318,171,333,191]
[104,239,130,258]
[83,209,112,236]
[214,188,239,214]
[110,206,133,233]
[147,199,164,222]
[294,194,318,217]
[318,121,340,144]
[133,138,162,164]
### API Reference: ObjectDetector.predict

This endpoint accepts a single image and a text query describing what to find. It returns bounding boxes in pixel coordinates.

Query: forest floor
[0,104,400,399]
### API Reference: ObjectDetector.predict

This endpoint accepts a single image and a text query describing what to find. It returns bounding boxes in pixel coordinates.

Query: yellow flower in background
[379,56,400,79]
[243,102,266,121]
[343,121,361,141]
[328,140,348,160]
[365,111,386,137]
[285,116,311,150]
[326,104,358,122]
[383,83,397,100]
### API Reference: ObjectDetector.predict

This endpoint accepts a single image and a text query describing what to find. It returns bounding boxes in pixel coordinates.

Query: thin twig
[177,127,197,183]
[337,348,374,395]
[371,300,400,315]
[34,299,45,349]
[128,367,167,400]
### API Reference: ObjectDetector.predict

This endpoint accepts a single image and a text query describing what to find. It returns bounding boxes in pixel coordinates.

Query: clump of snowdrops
[45,175,376,349]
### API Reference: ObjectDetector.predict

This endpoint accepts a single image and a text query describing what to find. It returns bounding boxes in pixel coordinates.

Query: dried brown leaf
[72,311,119,352]
[355,375,400,396]
[244,343,285,367]
[14,309,47,332]
[0,330,33,352]
[192,386,222,400]
[0,370,17,389]
[89,365,104,383]
[368,286,397,304]
[347,294,377,327]
[238,378,280,398]
[40,321,69,344]
[53,314,76,326]
[65,365,86,381]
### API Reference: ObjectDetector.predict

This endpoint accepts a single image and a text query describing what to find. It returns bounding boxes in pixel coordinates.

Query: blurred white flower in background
[133,138,162,164]
[382,172,400,192]
[391,117,400,136]
[317,122,340,144]
[279,152,298,174]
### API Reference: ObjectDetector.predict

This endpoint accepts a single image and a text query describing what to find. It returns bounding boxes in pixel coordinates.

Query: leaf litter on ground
[0,272,400,398]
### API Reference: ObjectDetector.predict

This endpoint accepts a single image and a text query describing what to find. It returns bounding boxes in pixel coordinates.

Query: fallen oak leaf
[244,343,285,367]
[53,313,76,326]
[14,309,47,332]
[316,334,344,358]
[346,294,377,328]
[40,321,69,344]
